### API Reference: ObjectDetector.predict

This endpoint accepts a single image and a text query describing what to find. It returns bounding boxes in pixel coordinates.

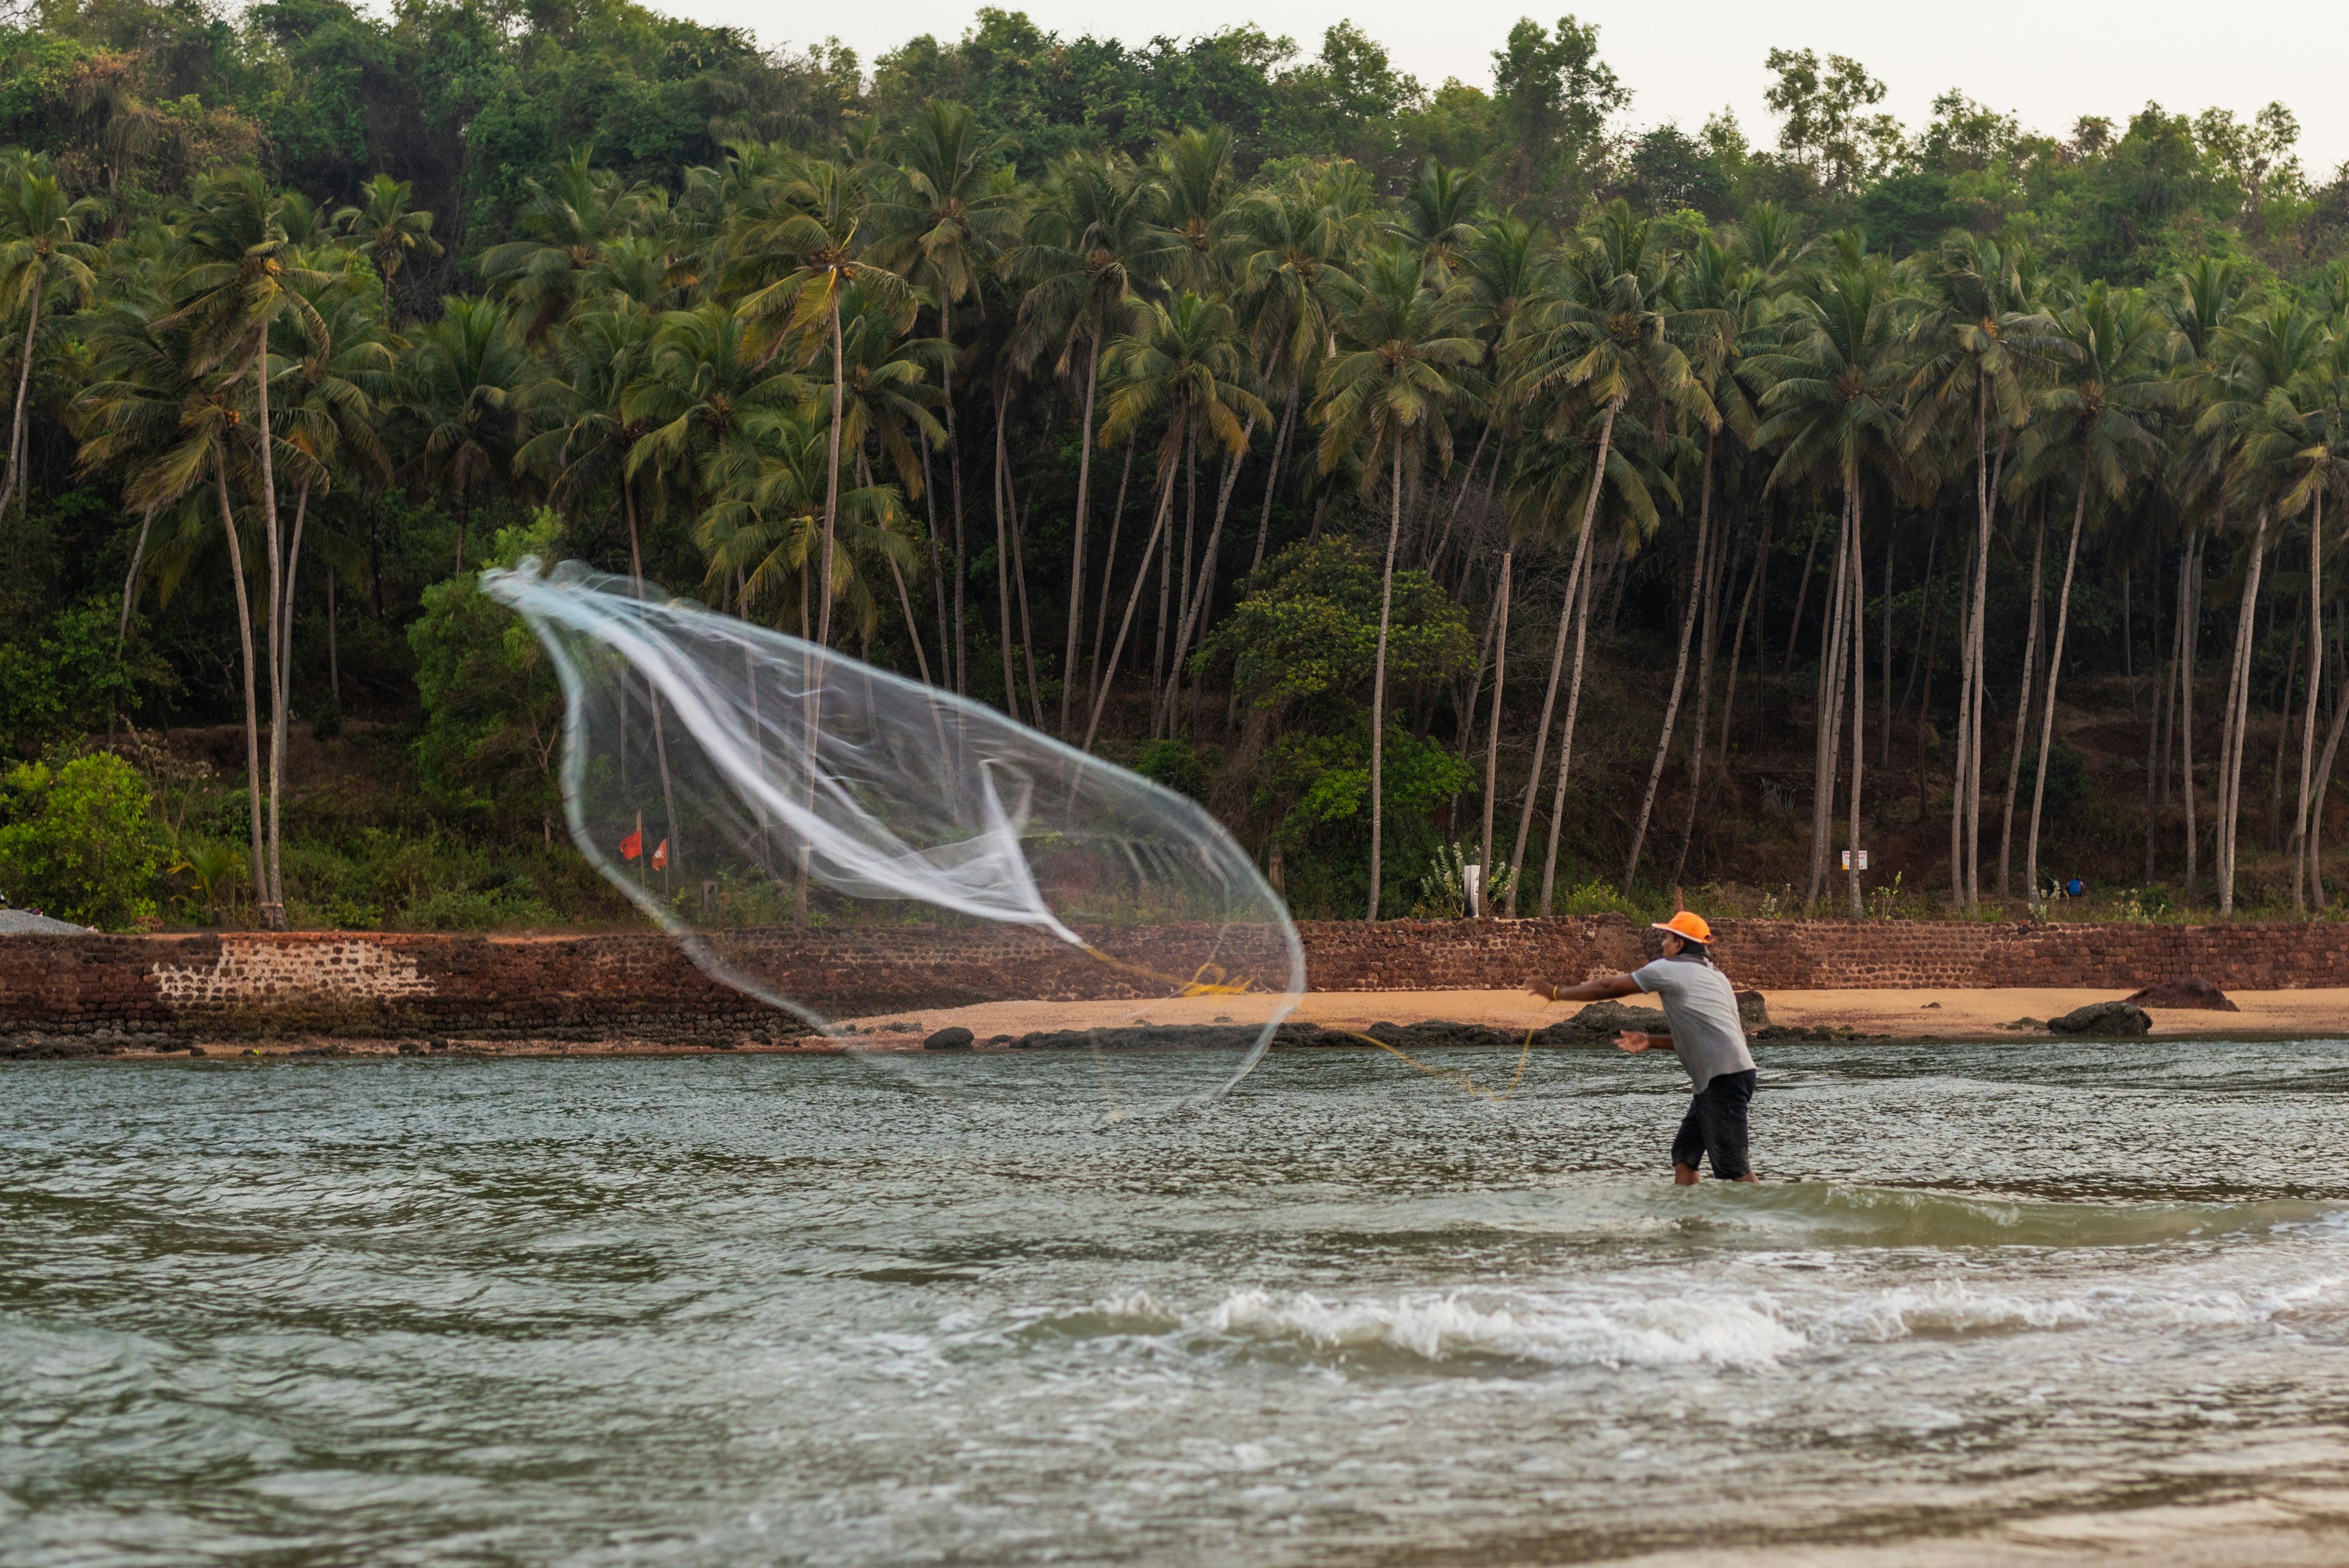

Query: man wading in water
[1527,912,1759,1184]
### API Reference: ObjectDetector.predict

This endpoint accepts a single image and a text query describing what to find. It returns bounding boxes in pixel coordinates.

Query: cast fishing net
[482,558,1303,1115]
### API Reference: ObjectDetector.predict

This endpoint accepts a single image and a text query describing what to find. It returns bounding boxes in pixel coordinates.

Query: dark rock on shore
[924,1027,975,1051]
[2049,1001,2153,1036]
[2121,976,2239,1012]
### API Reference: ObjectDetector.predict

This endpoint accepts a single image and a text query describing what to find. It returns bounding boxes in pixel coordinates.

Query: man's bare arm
[1524,973,1642,1004]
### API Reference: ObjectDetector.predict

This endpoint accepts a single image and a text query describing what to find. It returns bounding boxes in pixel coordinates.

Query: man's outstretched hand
[1614,1030,1655,1053]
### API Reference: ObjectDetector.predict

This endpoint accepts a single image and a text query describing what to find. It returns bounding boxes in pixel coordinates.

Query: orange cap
[1653,911,1712,944]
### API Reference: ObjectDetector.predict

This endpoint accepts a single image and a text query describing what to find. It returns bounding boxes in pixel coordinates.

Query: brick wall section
[6,916,2349,1042]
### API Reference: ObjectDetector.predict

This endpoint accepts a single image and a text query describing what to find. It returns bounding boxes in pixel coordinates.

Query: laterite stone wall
[4,916,2347,1043]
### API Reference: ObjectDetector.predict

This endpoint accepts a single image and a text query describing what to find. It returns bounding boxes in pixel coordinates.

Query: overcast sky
[697,0,2349,177]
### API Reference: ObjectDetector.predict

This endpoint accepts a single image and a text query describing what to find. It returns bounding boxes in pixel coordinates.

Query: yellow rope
[1076,942,1553,1101]
[1321,1003,1551,1103]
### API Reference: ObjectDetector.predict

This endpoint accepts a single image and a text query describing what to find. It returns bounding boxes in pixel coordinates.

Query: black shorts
[1671,1069,1756,1179]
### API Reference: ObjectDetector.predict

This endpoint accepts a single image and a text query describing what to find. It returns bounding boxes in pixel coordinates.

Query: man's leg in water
[1671,1103,1706,1184]
[1671,1076,1761,1183]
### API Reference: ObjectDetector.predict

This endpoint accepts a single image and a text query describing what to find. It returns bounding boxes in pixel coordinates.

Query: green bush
[0,752,168,929]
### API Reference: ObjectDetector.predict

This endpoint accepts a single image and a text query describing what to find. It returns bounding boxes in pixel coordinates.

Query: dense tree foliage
[2,0,2348,930]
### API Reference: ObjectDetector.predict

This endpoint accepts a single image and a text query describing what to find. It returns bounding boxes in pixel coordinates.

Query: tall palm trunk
[1950,390,1997,910]
[1058,329,1104,735]
[1716,517,1770,778]
[1426,413,1493,575]
[1997,513,2047,897]
[1082,413,1186,754]
[215,467,269,923]
[1477,547,1513,909]
[2307,608,2349,909]
[2217,510,2269,915]
[941,295,968,693]
[1250,374,1301,573]
[1161,415,1257,721]
[1535,548,1599,914]
[817,296,845,647]
[1505,398,1617,913]
[2180,532,2203,897]
[1620,431,1713,894]
[117,507,156,642]
[0,286,40,520]
[266,479,311,915]
[992,388,1017,718]
[1844,480,1867,918]
[2293,490,2326,909]
[1367,443,1405,923]
[2024,478,2087,908]
[1089,435,1135,714]
[1670,508,1731,888]
[250,325,288,929]
[1806,492,1854,908]
[1009,478,1045,726]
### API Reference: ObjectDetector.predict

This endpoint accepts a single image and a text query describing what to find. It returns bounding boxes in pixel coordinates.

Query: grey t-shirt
[1630,953,1756,1092]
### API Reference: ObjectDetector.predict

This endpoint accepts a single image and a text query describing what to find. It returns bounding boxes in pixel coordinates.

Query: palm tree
[2011,280,2164,910]
[514,299,659,569]
[1748,242,1907,914]
[0,165,100,521]
[1500,201,1706,914]
[1231,173,1359,574]
[1086,291,1267,751]
[1155,125,1239,291]
[731,156,911,650]
[399,295,527,573]
[75,302,273,918]
[334,174,441,319]
[1393,160,1485,288]
[2199,300,2328,914]
[868,100,1023,692]
[157,169,330,931]
[479,149,648,340]
[2284,333,2349,905]
[1007,152,1172,729]
[260,279,393,911]
[1313,241,1485,921]
[1905,232,2052,909]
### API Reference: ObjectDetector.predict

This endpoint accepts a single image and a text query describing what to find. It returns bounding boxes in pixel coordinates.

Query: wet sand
[54,985,2348,1058]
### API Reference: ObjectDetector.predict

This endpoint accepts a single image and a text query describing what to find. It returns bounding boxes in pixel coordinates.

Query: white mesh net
[483,558,1304,1114]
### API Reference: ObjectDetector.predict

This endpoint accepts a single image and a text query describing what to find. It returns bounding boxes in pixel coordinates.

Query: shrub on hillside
[0,752,167,929]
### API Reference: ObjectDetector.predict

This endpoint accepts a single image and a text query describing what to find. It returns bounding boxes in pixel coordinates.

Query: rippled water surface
[10,1039,2349,1565]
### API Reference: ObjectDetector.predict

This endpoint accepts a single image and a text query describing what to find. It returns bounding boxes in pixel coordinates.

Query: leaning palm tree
[2282,335,2349,905]
[75,303,274,920]
[334,174,441,319]
[0,164,100,519]
[1085,291,1267,752]
[2009,280,2165,910]
[1313,241,1485,921]
[1499,201,1706,915]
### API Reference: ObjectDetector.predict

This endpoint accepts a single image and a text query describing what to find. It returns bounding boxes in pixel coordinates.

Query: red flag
[619,828,643,861]
[650,839,669,871]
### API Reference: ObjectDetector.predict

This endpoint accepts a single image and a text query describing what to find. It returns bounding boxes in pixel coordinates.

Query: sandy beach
[834,985,2349,1044]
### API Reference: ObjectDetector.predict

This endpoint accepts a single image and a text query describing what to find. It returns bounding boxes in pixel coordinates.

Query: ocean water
[7,1039,2349,1565]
